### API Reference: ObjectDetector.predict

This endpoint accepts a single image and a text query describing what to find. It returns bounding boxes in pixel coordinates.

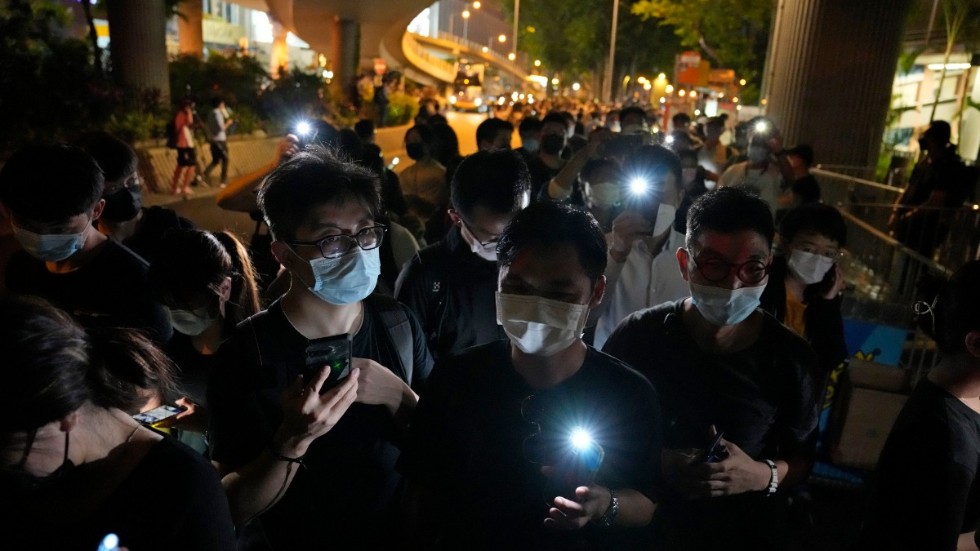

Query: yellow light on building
[665,84,674,94]
[739,78,747,86]
[508,52,516,61]
[473,1,481,8]
[678,89,686,97]
[462,9,470,19]
[498,34,507,43]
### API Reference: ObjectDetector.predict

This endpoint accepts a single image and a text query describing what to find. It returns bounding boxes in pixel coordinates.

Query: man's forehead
[694,230,770,257]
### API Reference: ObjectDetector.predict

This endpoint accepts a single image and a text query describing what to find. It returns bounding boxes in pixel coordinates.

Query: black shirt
[527,156,561,201]
[401,340,662,550]
[791,174,821,204]
[166,331,219,406]
[861,378,980,551]
[5,239,172,344]
[0,436,236,551]
[395,226,506,360]
[207,296,432,550]
[602,301,820,549]
[123,206,195,264]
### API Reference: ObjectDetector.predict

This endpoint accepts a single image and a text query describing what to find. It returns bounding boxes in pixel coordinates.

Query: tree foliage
[0,0,119,151]
[502,0,681,86]
[632,0,771,100]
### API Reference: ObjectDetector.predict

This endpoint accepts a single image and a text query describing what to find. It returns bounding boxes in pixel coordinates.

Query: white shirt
[593,229,691,349]
[719,161,784,213]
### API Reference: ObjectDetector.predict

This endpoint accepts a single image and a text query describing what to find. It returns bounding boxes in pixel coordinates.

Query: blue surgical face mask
[690,281,765,326]
[306,247,380,305]
[12,224,87,262]
[522,138,540,154]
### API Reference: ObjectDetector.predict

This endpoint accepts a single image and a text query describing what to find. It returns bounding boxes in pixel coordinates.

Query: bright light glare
[391,156,400,166]
[664,134,675,144]
[570,428,593,450]
[754,121,770,133]
[629,178,649,196]
[295,121,312,136]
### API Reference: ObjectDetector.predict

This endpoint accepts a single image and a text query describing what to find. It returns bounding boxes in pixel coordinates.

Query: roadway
[149,111,499,237]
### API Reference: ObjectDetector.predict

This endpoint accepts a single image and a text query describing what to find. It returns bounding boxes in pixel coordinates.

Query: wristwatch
[763,459,779,496]
[597,490,620,528]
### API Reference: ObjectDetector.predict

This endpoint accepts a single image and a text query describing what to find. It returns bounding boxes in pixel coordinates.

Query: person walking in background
[171,99,199,196]
[204,96,233,188]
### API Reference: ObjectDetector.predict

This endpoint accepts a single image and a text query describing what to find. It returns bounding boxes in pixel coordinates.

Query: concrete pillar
[177,0,204,58]
[270,20,289,78]
[106,0,170,102]
[764,0,913,169]
[960,68,980,163]
[329,18,360,101]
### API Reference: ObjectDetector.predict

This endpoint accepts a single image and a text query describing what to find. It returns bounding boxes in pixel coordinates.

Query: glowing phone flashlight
[295,120,312,137]
[543,427,605,501]
[754,120,770,133]
[629,177,649,196]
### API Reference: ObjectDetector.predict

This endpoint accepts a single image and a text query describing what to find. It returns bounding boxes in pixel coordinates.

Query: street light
[462,9,470,41]
[472,1,481,8]
[498,34,507,43]
[534,59,541,67]
[507,52,516,61]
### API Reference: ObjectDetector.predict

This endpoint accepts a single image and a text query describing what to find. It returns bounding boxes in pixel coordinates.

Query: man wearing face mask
[718,118,788,216]
[207,148,432,550]
[581,158,623,232]
[603,188,820,551]
[0,144,172,344]
[515,116,543,165]
[396,150,530,360]
[592,146,691,349]
[401,201,662,549]
[81,132,195,264]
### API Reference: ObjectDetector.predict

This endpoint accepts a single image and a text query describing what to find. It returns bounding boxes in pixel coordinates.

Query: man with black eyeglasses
[603,187,821,551]
[396,150,530,360]
[207,147,432,550]
[401,201,662,549]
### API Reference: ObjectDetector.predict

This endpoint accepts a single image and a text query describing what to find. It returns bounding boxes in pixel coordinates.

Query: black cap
[784,144,814,166]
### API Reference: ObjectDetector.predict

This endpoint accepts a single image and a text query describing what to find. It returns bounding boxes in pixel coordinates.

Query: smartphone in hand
[697,431,730,463]
[133,405,186,428]
[302,334,352,394]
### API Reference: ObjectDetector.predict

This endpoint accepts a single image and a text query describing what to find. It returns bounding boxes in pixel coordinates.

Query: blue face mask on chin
[690,281,765,326]
[305,247,381,305]
[12,225,87,262]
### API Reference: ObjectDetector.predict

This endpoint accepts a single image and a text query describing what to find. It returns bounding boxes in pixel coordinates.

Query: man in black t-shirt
[0,144,172,344]
[396,150,529,360]
[402,201,662,550]
[861,260,980,550]
[603,188,820,550]
[207,147,432,550]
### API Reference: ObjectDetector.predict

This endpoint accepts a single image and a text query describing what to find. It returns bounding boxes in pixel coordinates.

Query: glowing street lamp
[498,34,507,43]
[534,59,541,67]
[472,1,481,8]
[462,9,470,40]
[507,52,516,61]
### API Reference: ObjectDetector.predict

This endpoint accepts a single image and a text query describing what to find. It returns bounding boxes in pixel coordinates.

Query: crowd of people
[0,96,978,551]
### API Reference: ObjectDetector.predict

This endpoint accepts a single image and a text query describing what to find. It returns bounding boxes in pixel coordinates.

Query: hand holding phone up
[276,365,361,456]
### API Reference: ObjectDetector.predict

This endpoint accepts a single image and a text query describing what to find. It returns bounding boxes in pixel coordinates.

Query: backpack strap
[366,294,414,385]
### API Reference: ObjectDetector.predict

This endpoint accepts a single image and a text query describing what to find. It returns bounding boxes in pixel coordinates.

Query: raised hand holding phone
[275,365,360,457]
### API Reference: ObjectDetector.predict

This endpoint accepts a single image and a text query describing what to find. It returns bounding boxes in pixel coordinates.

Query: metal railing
[813,167,979,373]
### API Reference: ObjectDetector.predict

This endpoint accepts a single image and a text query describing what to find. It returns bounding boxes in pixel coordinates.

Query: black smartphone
[303,334,352,394]
[697,431,729,463]
[133,404,185,428]
[543,438,605,502]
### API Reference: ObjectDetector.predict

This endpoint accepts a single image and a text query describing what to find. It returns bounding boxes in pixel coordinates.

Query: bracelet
[269,444,306,467]
[763,459,778,496]
[596,489,620,528]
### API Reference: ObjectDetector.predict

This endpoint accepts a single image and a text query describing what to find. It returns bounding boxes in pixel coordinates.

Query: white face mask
[652,203,676,237]
[621,123,647,135]
[168,306,218,336]
[589,182,621,209]
[496,292,589,356]
[459,223,497,262]
[787,249,835,285]
[689,281,765,326]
